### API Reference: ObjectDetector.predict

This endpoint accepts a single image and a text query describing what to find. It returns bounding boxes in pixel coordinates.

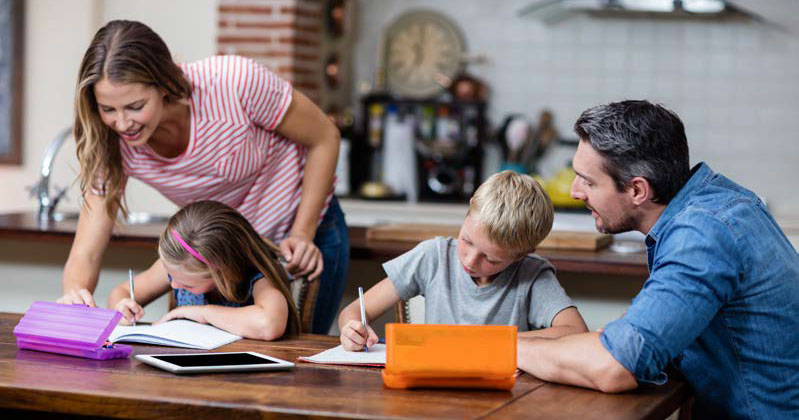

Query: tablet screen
[151,353,278,367]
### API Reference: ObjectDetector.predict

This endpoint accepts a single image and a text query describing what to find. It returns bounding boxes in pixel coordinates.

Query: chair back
[394,296,426,324]
[289,274,319,333]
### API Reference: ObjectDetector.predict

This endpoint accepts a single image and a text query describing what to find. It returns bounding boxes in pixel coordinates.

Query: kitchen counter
[0,209,648,277]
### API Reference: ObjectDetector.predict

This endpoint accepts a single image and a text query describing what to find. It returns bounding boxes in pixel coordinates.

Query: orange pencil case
[381,323,517,390]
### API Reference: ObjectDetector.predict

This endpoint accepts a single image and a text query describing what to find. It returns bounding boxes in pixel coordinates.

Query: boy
[339,170,588,351]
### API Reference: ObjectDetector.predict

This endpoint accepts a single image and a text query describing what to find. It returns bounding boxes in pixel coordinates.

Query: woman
[57,20,349,334]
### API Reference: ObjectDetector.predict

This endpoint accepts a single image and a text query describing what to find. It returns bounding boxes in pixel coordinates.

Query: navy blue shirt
[601,163,799,419]
[171,271,263,308]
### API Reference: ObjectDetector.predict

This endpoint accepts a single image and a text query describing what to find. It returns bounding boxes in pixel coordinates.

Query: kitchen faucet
[30,126,72,222]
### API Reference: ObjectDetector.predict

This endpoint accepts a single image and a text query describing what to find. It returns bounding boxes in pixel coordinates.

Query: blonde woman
[58,20,348,334]
[108,200,300,339]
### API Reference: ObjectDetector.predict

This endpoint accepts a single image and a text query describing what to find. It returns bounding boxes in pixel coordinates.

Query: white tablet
[135,351,295,374]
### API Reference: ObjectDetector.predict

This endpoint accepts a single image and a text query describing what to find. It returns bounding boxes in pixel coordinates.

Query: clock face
[383,10,466,98]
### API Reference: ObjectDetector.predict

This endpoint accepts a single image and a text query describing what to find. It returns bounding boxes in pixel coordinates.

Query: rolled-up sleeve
[600,211,739,385]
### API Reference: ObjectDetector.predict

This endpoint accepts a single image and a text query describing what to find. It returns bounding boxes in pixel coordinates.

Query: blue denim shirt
[600,163,799,419]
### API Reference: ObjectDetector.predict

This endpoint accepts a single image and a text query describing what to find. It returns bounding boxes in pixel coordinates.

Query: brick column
[218,0,323,103]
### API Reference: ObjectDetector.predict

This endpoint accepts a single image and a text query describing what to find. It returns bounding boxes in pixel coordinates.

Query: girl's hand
[279,235,323,280]
[340,320,378,351]
[157,305,208,325]
[115,298,144,325]
[57,289,97,307]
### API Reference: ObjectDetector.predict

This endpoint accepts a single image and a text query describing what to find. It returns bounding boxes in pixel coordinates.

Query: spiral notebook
[298,344,386,367]
[108,319,241,350]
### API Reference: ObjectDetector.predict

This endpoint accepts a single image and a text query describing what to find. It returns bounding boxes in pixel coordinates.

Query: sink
[50,211,169,224]
[125,212,170,224]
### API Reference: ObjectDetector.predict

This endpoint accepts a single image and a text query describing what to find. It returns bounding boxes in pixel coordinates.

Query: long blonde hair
[158,201,301,337]
[74,20,191,219]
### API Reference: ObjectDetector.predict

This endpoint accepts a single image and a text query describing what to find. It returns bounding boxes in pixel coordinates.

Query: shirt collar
[646,162,714,244]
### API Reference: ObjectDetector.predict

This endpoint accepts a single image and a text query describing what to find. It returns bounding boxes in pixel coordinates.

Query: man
[518,100,799,419]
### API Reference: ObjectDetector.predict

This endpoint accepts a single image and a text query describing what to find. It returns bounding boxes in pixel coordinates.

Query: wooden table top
[0,312,688,419]
[0,212,649,277]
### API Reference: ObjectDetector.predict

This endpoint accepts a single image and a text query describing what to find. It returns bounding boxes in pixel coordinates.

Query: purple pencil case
[13,301,132,360]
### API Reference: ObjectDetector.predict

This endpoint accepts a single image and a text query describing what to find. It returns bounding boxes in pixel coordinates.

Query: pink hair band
[171,229,213,267]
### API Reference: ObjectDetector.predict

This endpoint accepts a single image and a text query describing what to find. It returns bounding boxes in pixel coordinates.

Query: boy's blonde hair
[467,170,554,255]
[158,200,300,336]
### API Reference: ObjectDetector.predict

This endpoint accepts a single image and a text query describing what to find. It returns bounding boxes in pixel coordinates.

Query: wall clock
[382,10,466,98]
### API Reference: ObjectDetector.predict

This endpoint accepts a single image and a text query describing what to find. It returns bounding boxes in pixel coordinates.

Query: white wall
[0,0,216,217]
[353,0,799,217]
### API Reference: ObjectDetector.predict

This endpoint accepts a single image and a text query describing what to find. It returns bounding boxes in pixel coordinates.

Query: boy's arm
[338,277,402,350]
[518,307,589,339]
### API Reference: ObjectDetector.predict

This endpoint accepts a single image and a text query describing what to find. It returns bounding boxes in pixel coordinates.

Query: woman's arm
[274,89,340,280]
[518,307,589,339]
[338,277,402,351]
[158,277,290,341]
[108,258,172,325]
[58,191,117,306]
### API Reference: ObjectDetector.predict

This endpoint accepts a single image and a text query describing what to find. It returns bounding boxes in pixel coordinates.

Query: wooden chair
[289,274,320,333]
[394,296,425,324]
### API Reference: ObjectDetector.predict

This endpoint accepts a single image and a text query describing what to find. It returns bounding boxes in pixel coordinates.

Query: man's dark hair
[573,100,690,204]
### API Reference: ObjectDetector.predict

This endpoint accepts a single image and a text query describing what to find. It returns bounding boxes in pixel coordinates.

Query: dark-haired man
[517,100,799,419]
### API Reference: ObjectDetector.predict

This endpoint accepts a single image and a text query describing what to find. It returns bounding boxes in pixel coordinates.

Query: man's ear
[628,176,652,205]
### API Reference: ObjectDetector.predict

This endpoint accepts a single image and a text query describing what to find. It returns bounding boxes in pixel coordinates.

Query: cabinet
[353,94,487,202]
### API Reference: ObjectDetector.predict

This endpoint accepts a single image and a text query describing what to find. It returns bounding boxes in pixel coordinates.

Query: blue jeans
[311,197,349,334]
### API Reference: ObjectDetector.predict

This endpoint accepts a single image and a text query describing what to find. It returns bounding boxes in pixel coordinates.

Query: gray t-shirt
[383,237,575,331]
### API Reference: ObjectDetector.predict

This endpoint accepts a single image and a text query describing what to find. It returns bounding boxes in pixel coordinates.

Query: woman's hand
[340,320,378,351]
[57,289,97,307]
[114,298,144,325]
[279,235,323,280]
[157,305,209,325]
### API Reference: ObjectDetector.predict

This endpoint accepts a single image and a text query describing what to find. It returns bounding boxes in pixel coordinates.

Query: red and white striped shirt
[119,55,332,241]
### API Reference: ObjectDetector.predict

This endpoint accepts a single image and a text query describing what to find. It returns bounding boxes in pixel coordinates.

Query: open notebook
[298,344,386,367]
[108,320,241,350]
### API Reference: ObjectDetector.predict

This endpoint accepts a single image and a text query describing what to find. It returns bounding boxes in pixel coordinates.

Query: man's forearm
[517,332,638,393]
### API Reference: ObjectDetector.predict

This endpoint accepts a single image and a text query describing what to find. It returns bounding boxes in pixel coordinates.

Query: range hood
[519,0,759,23]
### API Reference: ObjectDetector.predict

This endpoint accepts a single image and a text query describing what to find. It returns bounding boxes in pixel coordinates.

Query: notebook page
[109,320,241,350]
[298,344,386,366]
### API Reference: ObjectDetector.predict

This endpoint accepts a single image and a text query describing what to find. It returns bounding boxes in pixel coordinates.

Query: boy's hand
[57,289,97,307]
[340,320,378,351]
[115,298,144,325]
[156,305,208,325]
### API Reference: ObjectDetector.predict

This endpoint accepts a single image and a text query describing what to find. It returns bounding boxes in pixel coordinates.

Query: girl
[58,20,348,334]
[108,201,300,340]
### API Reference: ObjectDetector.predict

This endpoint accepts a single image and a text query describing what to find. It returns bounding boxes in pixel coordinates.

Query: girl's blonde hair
[74,20,192,219]
[468,170,554,255]
[158,201,301,337]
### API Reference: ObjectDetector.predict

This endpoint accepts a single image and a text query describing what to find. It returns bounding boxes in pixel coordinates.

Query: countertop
[0,204,649,277]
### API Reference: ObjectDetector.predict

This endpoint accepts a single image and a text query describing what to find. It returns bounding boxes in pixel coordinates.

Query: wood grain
[0,312,689,419]
[0,312,691,419]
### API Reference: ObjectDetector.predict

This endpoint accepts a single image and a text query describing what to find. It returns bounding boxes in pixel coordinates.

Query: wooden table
[0,212,649,277]
[0,313,689,419]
